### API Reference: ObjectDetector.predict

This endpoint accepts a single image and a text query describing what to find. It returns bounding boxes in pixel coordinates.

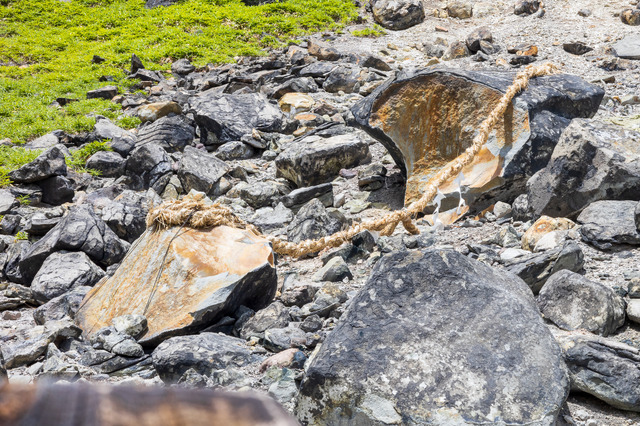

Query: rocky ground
[2,0,640,424]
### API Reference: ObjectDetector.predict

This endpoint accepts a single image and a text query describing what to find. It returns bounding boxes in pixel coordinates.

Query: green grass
[351,24,385,38]
[0,145,42,187]
[0,0,358,144]
[14,230,28,241]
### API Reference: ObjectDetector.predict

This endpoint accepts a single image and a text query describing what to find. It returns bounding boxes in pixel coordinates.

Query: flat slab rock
[296,249,569,425]
[350,68,603,212]
[577,200,640,250]
[75,225,277,346]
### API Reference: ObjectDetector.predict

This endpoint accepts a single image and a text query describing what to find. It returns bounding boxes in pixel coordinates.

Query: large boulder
[100,190,159,242]
[189,92,283,146]
[538,270,625,336]
[296,249,569,425]
[372,0,425,30]
[524,119,640,218]
[577,200,640,250]
[18,205,128,283]
[124,144,172,192]
[8,145,67,184]
[350,69,603,212]
[557,333,640,411]
[152,333,263,382]
[75,223,277,346]
[275,133,371,187]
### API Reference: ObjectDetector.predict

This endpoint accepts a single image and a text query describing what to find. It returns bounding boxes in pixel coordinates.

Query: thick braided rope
[146,63,558,258]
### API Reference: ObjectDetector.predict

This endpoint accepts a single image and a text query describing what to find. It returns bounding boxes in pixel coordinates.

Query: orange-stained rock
[278,92,315,113]
[75,225,276,346]
[350,69,604,213]
[137,101,182,123]
[521,215,575,251]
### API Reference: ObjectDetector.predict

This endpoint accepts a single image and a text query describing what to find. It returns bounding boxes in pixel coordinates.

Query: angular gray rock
[525,119,640,217]
[280,183,333,211]
[504,240,584,294]
[94,118,137,156]
[296,249,569,424]
[276,133,371,187]
[557,333,640,411]
[18,205,128,283]
[251,203,294,233]
[538,270,625,336]
[33,286,91,325]
[241,301,290,340]
[152,333,263,382]
[85,151,126,177]
[124,144,172,192]
[322,65,365,94]
[577,200,640,249]
[113,314,148,339]
[100,189,159,242]
[38,175,74,205]
[8,145,67,184]
[178,146,231,195]
[351,69,603,210]
[215,141,254,160]
[30,251,105,303]
[611,35,640,60]
[286,199,346,243]
[372,0,425,30]
[235,181,283,209]
[0,189,18,215]
[136,115,195,153]
[190,92,283,145]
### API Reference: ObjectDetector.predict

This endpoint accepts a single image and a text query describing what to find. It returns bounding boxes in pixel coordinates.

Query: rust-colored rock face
[368,73,531,208]
[75,226,276,346]
[351,68,604,215]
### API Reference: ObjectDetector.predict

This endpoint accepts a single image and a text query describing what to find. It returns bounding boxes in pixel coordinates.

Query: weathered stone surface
[152,333,262,382]
[372,0,425,30]
[100,189,159,242]
[0,189,17,215]
[86,85,118,100]
[94,118,137,156]
[577,200,640,249]
[278,92,315,113]
[351,69,603,211]
[296,249,568,424]
[171,58,195,75]
[276,133,371,187]
[137,101,182,123]
[280,183,333,211]
[31,251,105,303]
[33,286,91,325]
[19,205,128,283]
[125,144,172,192]
[85,151,126,177]
[505,240,584,294]
[113,314,148,339]
[557,333,640,411]
[8,145,67,184]
[241,301,289,340]
[525,119,640,217]
[75,223,276,346]
[286,199,346,243]
[538,270,625,336]
[190,92,283,145]
[0,382,299,425]
[322,65,365,94]
[178,146,231,195]
[38,175,75,205]
[612,35,640,60]
[521,216,575,251]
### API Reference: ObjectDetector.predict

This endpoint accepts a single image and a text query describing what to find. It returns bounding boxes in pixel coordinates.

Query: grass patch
[66,140,112,175]
[0,145,42,187]
[351,24,385,38]
[0,0,358,143]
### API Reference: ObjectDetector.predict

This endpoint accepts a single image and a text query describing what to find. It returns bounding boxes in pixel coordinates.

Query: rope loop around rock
[146,63,559,258]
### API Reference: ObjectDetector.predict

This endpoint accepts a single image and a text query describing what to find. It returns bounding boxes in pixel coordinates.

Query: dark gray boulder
[38,175,75,205]
[0,190,18,215]
[322,65,365,94]
[524,119,640,218]
[171,58,195,75]
[30,251,105,303]
[577,200,640,250]
[18,205,128,283]
[215,141,254,161]
[136,115,195,153]
[86,85,118,100]
[296,249,569,424]
[350,68,603,211]
[33,286,91,325]
[235,181,283,209]
[286,199,346,243]
[275,133,371,187]
[272,77,319,99]
[241,301,290,340]
[557,333,640,411]
[538,270,625,336]
[8,145,67,184]
[85,151,126,177]
[189,92,283,146]
[124,144,172,192]
[280,183,333,211]
[504,240,584,294]
[152,332,263,382]
[100,190,159,242]
[372,0,425,30]
[177,146,230,195]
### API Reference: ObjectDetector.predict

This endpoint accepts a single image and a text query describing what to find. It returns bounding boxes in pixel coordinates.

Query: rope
[146,63,559,258]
